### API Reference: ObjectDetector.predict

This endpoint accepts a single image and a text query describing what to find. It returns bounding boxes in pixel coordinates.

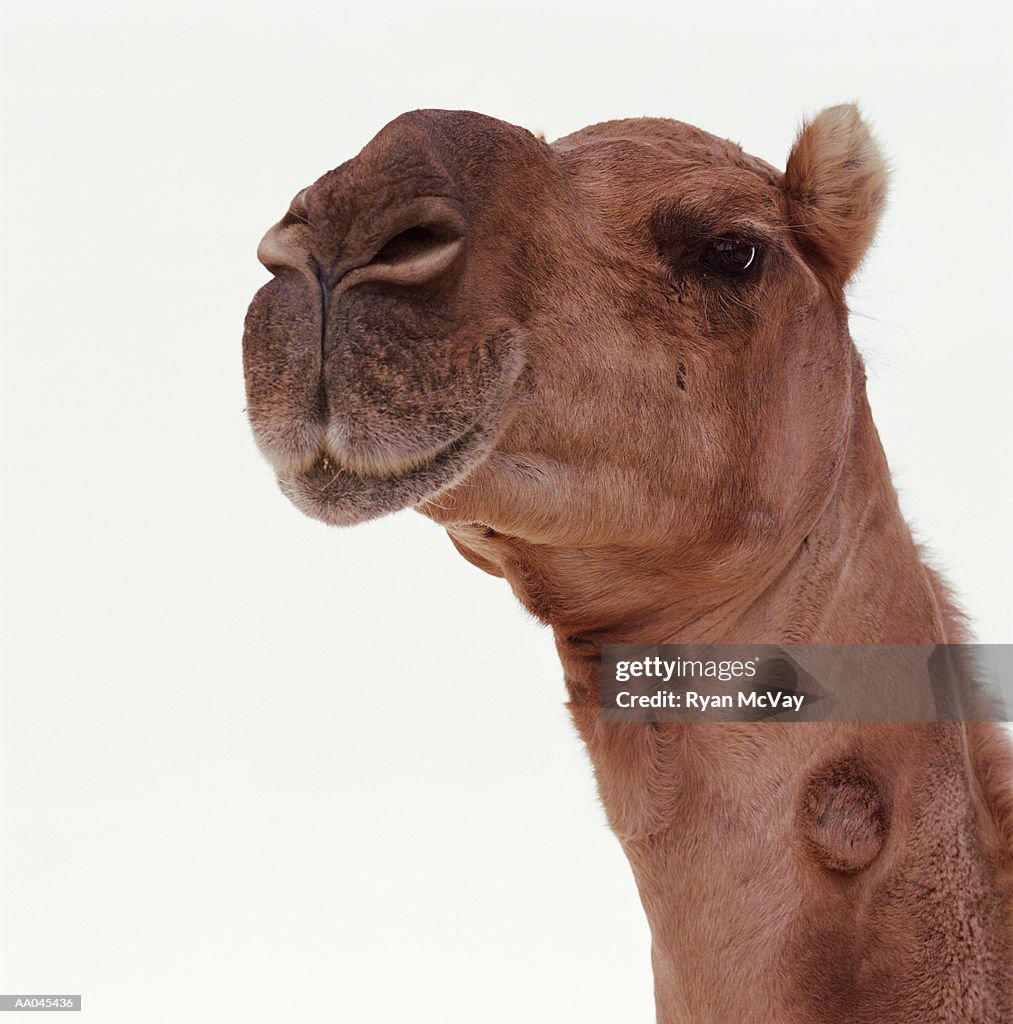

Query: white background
[1,2,1011,1021]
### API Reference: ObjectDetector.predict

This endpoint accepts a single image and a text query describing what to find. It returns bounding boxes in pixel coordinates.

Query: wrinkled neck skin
[443,390,1013,1023]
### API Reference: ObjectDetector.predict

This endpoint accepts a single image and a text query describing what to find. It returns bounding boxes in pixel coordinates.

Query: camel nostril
[338,197,468,291]
[350,221,465,287]
[256,188,315,280]
[284,187,311,226]
[371,224,453,266]
[257,220,316,281]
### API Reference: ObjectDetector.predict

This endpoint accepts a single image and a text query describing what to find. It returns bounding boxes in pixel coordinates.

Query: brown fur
[243,105,1013,1022]
[784,105,889,288]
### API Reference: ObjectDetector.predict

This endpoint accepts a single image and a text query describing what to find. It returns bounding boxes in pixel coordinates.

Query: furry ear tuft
[784,104,888,287]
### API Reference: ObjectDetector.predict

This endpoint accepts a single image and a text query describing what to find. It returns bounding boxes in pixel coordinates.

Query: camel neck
[551,386,948,680]
[540,393,1002,1024]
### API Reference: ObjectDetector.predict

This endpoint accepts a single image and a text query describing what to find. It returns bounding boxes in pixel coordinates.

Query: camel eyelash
[697,235,765,278]
[650,210,769,283]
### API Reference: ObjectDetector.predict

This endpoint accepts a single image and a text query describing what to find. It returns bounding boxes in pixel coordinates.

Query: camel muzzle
[243,111,536,526]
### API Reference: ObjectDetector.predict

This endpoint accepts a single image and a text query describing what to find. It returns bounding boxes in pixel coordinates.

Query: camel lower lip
[276,424,488,526]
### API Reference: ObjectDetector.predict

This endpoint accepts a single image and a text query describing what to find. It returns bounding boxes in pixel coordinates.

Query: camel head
[243,106,887,626]
[243,110,1013,1020]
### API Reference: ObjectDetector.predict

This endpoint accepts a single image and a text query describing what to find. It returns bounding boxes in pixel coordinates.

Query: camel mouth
[264,335,528,527]
[275,419,494,526]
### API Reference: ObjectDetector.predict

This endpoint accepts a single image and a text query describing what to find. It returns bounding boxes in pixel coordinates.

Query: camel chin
[271,420,496,527]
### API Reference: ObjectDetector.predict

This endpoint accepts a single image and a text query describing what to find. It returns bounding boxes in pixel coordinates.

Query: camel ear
[784,104,888,287]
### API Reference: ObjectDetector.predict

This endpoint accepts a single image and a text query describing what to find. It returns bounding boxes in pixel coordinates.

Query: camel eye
[701,237,757,276]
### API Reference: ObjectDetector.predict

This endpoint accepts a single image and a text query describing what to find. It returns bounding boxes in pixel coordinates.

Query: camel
[242,105,1013,1022]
